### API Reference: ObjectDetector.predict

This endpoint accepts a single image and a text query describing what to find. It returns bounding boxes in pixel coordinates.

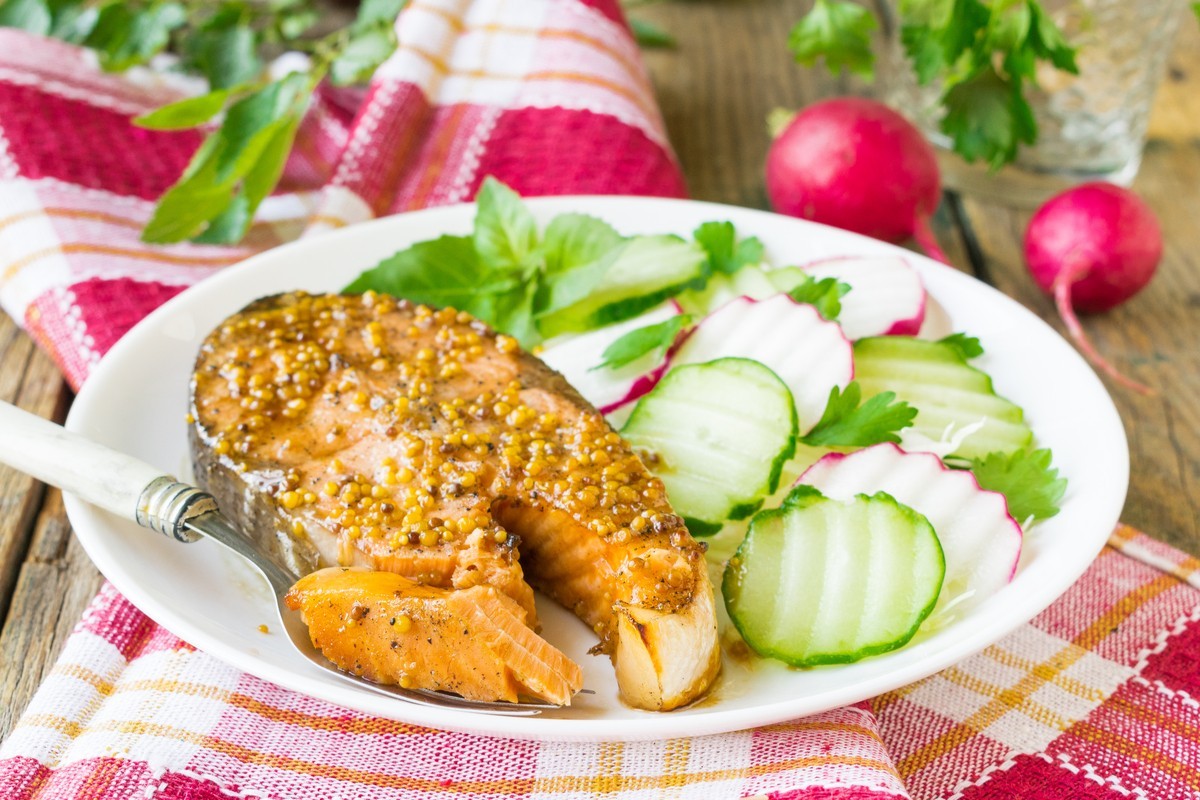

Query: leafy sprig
[965,447,1066,522]
[346,178,708,349]
[0,0,405,244]
[787,274,850,321]
[787,0,1081,169]
[937,333,984,361]
[801,382,917,448]
[593,314,692,371]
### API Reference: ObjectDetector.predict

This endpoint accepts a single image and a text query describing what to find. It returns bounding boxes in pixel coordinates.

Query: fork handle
[0,400,203,541]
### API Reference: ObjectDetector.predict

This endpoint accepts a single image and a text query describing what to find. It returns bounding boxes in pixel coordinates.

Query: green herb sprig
[0,0,405,244]
[788,0,1080,169]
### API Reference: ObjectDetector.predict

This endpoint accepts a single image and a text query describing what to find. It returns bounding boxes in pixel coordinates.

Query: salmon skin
[286,567,583,705]
[190,291,720,710]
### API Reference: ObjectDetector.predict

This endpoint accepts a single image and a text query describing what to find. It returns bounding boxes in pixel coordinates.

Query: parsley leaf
[787,274,849,321]
[693,221,765,276]
[968,447,1067,522]
[937,333,984,361]
[1027,2,1078,73]
[593,315,691,371]
[787,0,878,79]
[801,383,917,448]
[942,64,1037,170]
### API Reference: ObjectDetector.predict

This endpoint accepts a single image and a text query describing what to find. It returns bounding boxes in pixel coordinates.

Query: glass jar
[876,0,1187,206]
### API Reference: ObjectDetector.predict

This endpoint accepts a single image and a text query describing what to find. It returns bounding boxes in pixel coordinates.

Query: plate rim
[64,195,1129,741]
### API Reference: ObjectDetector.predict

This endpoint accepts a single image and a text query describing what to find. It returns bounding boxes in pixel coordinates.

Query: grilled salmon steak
[190,291,720,710]
[285,567,583,705]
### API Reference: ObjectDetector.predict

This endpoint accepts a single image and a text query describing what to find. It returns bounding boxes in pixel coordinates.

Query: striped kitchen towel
[0,2,902,798]
[1,1,1200,798]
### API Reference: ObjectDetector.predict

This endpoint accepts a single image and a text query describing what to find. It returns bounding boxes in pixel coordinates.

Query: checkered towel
[1,2,1199,798]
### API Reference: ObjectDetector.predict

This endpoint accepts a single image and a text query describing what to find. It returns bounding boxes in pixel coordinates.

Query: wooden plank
[953,26,1200,552]
[0,489,104,739]
[0,315,70,623]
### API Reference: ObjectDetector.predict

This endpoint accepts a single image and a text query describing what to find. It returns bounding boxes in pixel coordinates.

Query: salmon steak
[189,291,721,710]
[285,567,583,705]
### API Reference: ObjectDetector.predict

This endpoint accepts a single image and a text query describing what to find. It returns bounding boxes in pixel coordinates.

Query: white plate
[65,197,1127,742]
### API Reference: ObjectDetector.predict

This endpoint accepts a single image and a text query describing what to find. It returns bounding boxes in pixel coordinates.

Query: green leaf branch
[0,0,406,244]
[787,0,1082,169]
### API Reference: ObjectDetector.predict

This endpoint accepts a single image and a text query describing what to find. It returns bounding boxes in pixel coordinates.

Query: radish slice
[801,255,926,339]
[539,303,683,414]
[669,295,853,434]
[796,443,1022,618]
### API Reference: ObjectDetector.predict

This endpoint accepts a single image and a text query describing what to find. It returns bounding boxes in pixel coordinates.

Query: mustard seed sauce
[189,291,707,653]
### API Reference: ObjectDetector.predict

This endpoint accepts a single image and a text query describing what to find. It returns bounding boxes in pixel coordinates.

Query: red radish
[797,443,1023,617]
[1023,182,1161,395]
[669,294,853,434]
[801,255,927,338]
[765,97,949,265]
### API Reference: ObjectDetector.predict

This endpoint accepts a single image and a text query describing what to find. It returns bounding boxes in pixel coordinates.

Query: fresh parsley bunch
[0,0,406,244]
[789,0,1081,169]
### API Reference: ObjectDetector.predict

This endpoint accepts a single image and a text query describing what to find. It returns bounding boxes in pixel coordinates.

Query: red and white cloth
[1,2,1199,798]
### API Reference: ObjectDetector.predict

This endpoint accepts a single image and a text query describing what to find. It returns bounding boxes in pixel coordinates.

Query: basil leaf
[541,213,623,274]
[593,314,690,371]
[188,24,263,90]
[0,0,51,34]
[488,279,541,349]
[352,0,406,33]
[85,2,187,72]
[474,176,539,270]
[213,72,309,181]
[134,89,233,130]
[329,27,396,86]
[535,213,625,315]
[47,1,98,43]
[345,234,519,314]
[693,220,765,276]
[141,73,312,243]
[629,17,675,49]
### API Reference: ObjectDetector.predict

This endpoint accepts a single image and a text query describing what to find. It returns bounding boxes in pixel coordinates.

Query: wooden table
[1,3,1197,738]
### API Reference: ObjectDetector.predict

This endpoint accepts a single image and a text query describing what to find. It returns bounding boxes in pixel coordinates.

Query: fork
[0,400,558,716]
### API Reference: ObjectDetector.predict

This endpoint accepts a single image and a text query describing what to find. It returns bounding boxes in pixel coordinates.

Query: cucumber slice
[622,357,797,531]
[765,266,806,293]
[798,443,1023,616]
[539,235,706,337]
[723,487,944,666]
[674,266,777,316]
[854,336,1033,460]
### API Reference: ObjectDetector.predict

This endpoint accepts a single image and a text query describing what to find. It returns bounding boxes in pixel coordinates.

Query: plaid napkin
[1,3,1199,798]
